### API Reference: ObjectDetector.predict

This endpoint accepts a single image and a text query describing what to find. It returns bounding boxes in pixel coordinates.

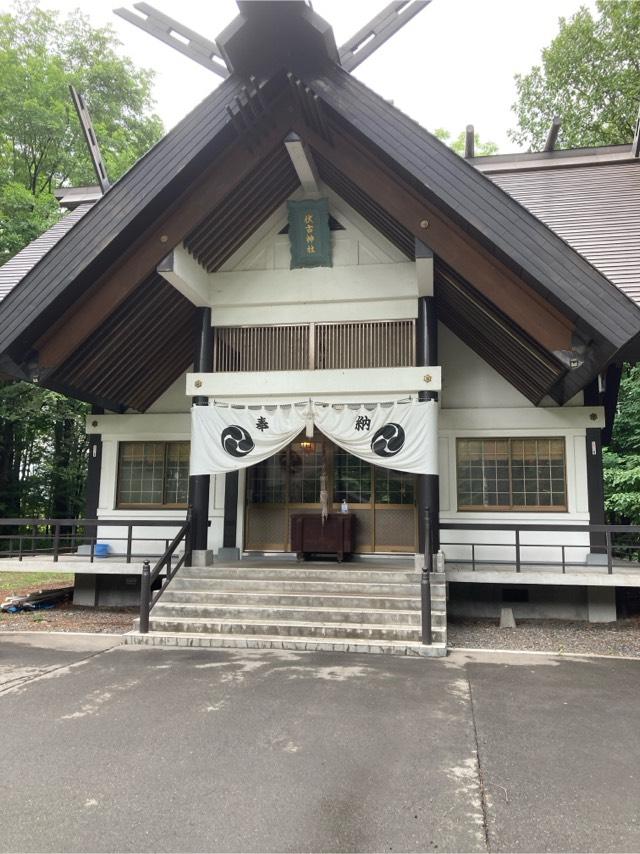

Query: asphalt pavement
[1,633,638,853]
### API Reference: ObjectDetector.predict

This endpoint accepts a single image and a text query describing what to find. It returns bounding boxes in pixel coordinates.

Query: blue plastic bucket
[94,543,110,558]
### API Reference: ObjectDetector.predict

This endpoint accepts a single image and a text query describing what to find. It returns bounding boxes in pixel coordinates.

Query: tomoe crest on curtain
[190,400,438,475]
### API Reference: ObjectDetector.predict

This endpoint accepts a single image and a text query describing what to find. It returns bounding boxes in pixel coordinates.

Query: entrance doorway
[244,434,417,553]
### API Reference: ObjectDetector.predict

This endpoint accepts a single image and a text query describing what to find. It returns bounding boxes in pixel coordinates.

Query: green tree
[434,128,498,156]
[604,366,640,524]
[0,0,163,198]
[0,1,165,524]
[510,0,640,150]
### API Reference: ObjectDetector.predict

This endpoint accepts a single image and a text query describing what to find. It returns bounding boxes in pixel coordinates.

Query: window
[117,442,190,508]
[457,438,566,511]
[334,449,372,504]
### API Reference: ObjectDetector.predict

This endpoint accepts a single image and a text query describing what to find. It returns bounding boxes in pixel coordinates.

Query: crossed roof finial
[114,1,431,79]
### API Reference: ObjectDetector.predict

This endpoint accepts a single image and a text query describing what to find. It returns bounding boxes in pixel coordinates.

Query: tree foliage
[434,128,498,156]
[0,0,163,197]
[0,2,165,522]
[604,366,640,524]
[510,0,640,150]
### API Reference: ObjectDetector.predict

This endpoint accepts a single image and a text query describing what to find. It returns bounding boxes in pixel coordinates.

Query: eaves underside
[0,66,637,409]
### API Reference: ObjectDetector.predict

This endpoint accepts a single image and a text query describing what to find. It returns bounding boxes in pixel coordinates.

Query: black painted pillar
[85,406,103,521]
[416,294,440,554]
[189,308,213,555]
[584,379,606,552]
[222,470,239,549]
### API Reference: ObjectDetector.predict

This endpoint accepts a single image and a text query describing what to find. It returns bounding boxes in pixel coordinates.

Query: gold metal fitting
[194,379,203,388]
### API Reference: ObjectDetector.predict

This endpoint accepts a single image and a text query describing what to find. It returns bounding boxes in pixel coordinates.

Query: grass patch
[0,572,74,595]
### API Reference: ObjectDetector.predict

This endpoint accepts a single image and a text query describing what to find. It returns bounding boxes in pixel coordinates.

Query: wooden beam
[36,107,292,369]
[633,103,640,158]
[114,3,229,78]
[339,1,431,72]
[544,116,561,153]
[464,125,474,159]
[69,86,109,193]
[284,132,320,195]
[296,118,575,352]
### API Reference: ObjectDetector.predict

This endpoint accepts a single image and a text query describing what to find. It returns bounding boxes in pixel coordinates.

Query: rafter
[113,3,229,78]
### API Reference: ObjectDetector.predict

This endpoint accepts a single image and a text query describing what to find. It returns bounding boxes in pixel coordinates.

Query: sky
[14,0,596,152]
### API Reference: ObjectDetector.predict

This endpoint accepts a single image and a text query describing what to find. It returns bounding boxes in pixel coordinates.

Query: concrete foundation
[217,547,241,561]
[449,582,590,621]
[190,549,214,567]
[73,573,147,607]
[449,582,619,623]
[587,586,617,623]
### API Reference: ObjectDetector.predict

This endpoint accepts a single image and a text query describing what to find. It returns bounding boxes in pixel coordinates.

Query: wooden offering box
[290,513,354,562]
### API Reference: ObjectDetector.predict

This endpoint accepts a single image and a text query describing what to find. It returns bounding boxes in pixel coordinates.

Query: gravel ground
[448,615,640,657]
[0,603,136,633]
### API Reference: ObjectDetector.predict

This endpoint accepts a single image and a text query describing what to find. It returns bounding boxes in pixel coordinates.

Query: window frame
[116,440,190,510]
[455,436,568,513]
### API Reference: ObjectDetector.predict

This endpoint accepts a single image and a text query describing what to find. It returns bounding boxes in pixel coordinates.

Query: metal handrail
[0,517,188,563]
[139,517,191,634]
[440,521,640,575]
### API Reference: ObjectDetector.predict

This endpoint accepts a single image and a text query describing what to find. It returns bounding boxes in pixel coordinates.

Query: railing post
[140,560,151,634]
[606,529,613,574]
[515,529,521,573]
[421,509,432,645]
[53,523,60,563]
[126,525,133,564]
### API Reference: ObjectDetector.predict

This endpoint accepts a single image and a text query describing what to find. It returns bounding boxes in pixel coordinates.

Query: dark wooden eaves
[0,73,255,360]
[302,65,640,352]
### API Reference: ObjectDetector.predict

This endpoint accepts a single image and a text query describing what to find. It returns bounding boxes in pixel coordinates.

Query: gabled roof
[488,158,640,306]
[0,72,248,357]
[0,204,93,302]
[302,66,640,350]
[0,2,638,410]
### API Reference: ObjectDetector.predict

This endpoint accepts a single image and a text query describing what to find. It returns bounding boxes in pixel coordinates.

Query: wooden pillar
[222,470,239,550]
[584,379,606,552]
[85,406,103,521]
[189,307,213,558]
[416,294,439,554]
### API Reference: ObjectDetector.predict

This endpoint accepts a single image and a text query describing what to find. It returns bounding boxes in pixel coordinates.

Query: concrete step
[126,631,447,657]
[161,590,421,610]
[146,616,446,642]
[150,602,448,627]
[170,577,421,596]
[178,566,419,583]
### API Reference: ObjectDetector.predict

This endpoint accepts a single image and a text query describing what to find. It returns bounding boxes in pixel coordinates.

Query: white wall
[93,418,224,558]
[438,326,599,565]
[89,189,600,565]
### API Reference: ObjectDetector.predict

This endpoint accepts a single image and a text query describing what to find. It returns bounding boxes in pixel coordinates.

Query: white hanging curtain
[190,403,306,475]
[312,399,438,475]
[190,399,438,476]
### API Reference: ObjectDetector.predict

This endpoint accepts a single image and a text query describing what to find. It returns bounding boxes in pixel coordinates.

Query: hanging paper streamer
[190,399,438,476]
[190,404,306,475]
[312,400,438,475]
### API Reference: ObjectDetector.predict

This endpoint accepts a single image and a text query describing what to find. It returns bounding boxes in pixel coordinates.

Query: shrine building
[1,1,640,653]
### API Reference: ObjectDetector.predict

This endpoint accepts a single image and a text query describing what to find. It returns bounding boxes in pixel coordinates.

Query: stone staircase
[127,561,447,656]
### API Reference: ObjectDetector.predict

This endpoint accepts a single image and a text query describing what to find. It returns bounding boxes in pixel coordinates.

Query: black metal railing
[139,517,191,634]
[0,518,189,563]
[440,522,640,574]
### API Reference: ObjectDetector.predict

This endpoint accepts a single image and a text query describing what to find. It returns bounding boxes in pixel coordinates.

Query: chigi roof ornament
[114,0,431,78]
